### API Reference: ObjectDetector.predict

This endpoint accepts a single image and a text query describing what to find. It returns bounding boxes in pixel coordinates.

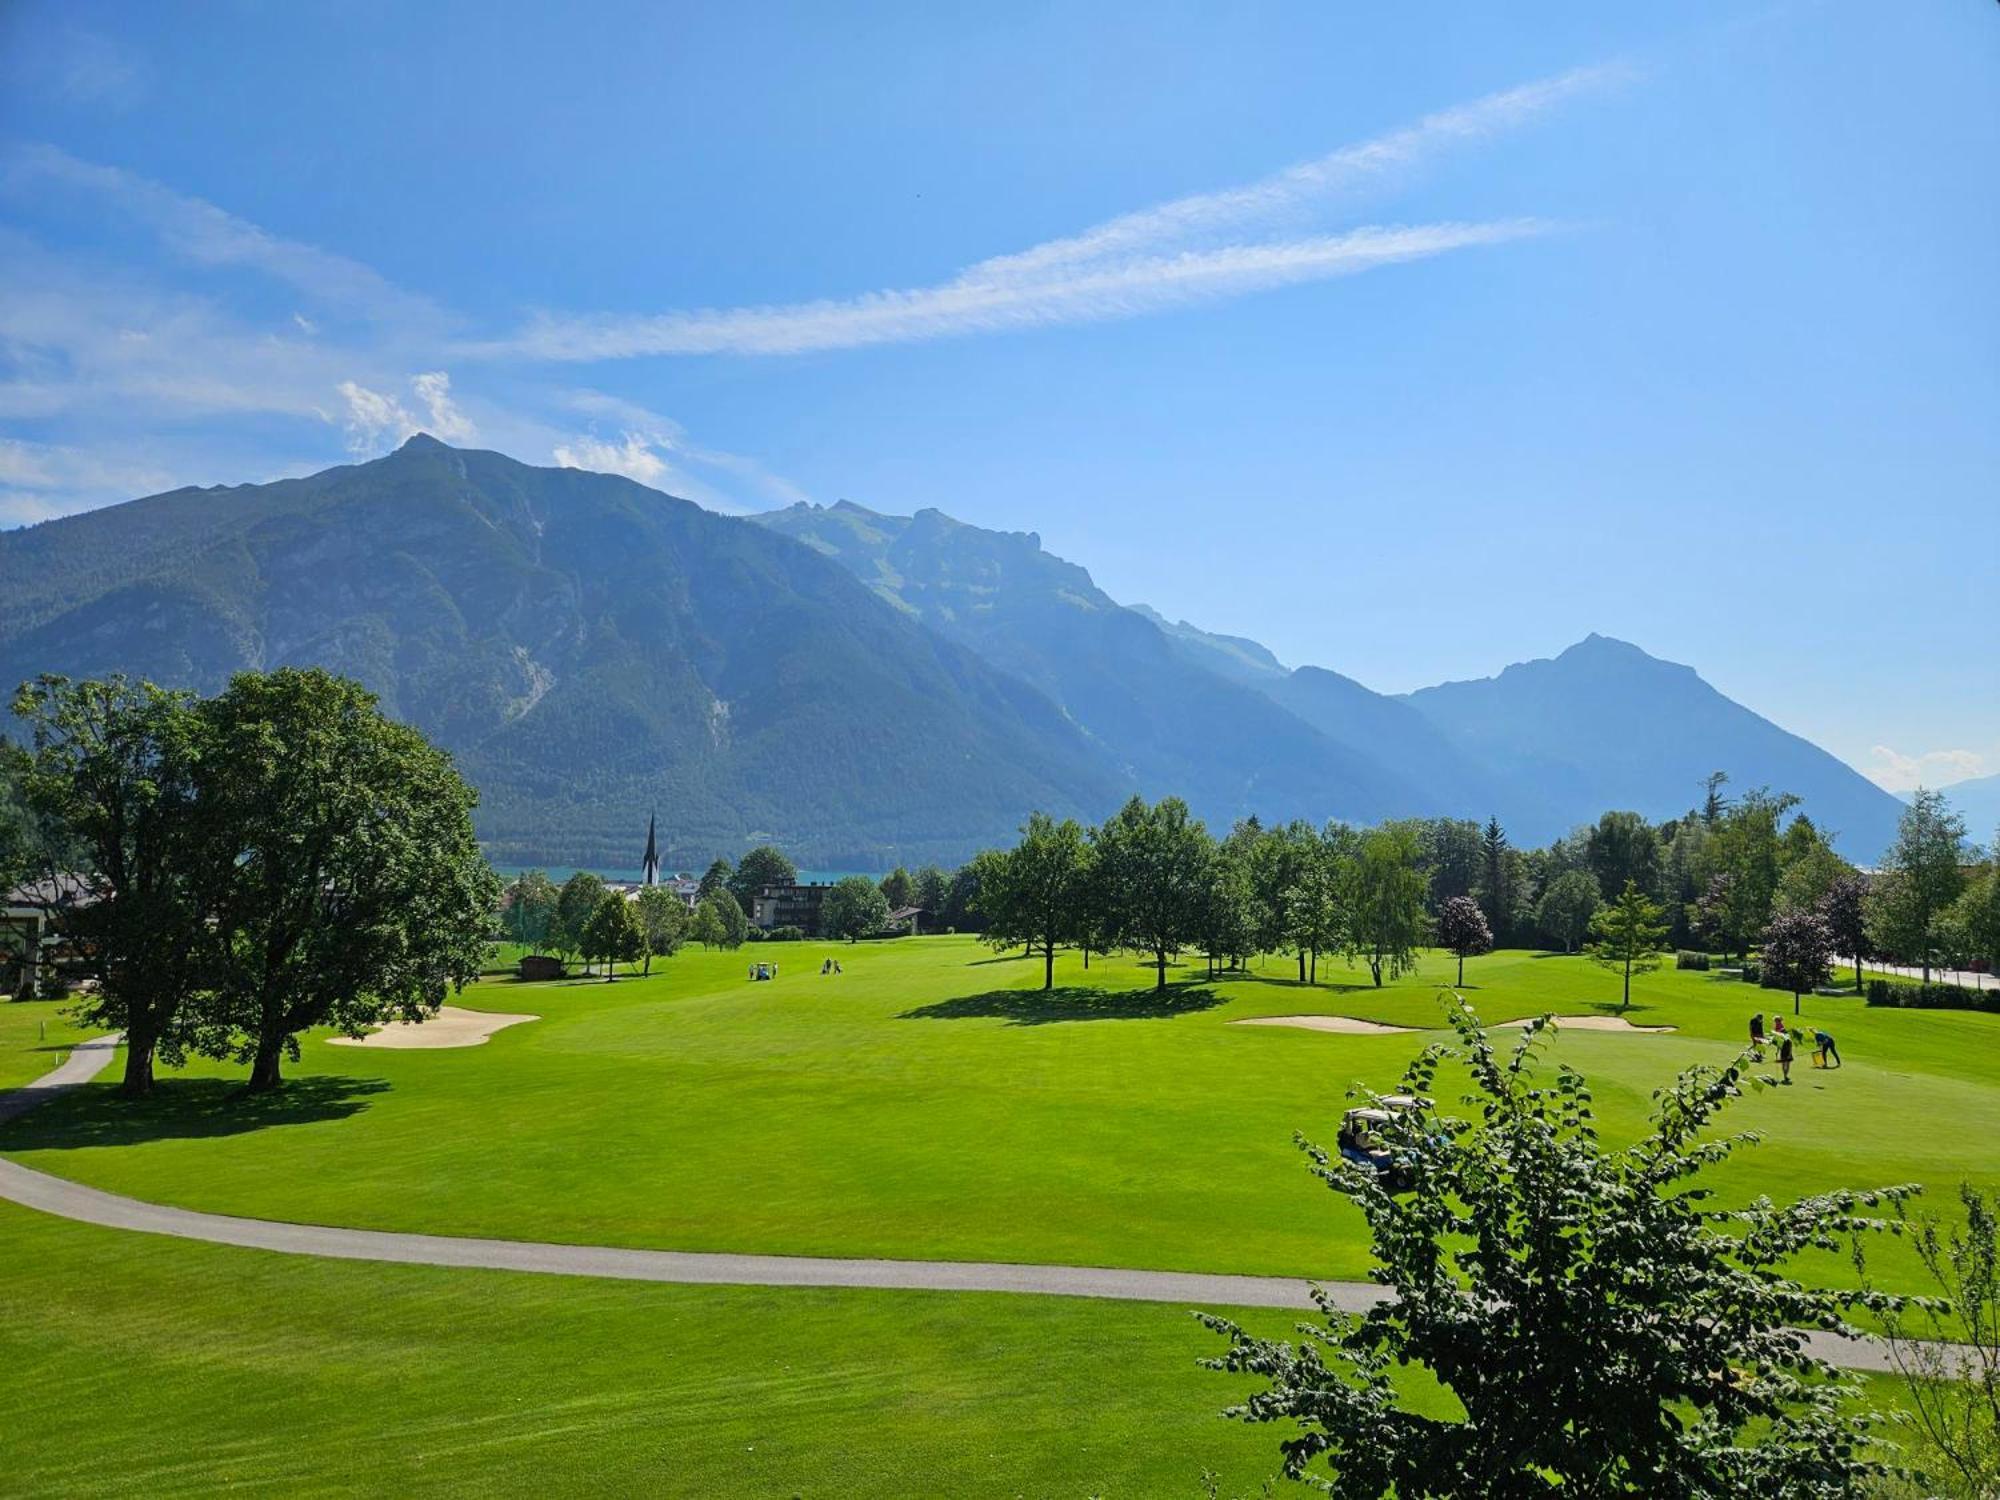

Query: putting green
[3,938,1995,1299]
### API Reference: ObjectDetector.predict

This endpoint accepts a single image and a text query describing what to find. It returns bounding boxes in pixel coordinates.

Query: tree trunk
[1853,955,1861,991]
[1622,957,1632,1012]
[1371,958,1383,988]
[119,1022,156,1097]
[246,1034,285,1093]
[1794,988,1802,1016]
[1297,952,1306,983]
[1155,945,1167,990]
[1456,953,1465,987]
[1044,944,1054,991]
[1309,947,1317,985]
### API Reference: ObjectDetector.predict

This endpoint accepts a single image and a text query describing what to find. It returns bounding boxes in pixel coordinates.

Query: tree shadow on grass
[899,985,1227,1026]
[1227,970,1379,996]
[0,1074,390,1152]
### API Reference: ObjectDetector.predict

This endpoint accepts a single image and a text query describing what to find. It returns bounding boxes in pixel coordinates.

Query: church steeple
[641,811,659,886]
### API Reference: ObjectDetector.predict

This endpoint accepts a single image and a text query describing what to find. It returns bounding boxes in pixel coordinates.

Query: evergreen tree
[697,857,733,902]
[1476,817,1513,945]
[1587,879,1669,1011]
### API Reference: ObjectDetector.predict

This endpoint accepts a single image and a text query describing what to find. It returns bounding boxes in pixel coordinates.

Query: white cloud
[411,370,476,442]
[553,433,669,488]
[478,64,1619,363]
[1863,745,1988,795]
[493,221,1551,361]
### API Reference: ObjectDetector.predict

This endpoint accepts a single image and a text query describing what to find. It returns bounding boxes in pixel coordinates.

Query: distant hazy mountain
[1,441,1911,867]
[1400,634,1907,857]
[752,500,1431,830]
[0,438,1126,867]
[1937,773,2000,841]
[1126,604,1290,688]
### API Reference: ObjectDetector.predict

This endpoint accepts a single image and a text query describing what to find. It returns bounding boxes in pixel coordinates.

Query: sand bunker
[328,1005,538,1050]
[1233,1015,1419,1036]
[1498,1015,1677,1034]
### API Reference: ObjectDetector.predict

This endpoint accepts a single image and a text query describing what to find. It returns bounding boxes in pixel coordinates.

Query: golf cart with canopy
[1337,1094,1431,1191]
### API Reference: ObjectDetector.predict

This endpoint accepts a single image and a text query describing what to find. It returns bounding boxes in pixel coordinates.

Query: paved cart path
[0,1035,1951,1374]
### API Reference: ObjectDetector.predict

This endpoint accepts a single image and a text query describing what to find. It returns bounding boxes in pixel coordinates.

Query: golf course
[2,936,1995,1495]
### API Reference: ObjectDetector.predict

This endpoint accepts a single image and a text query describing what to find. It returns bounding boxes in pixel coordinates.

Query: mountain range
[0,438,1909,866]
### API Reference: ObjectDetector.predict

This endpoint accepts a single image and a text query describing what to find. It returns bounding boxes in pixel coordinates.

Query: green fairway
[0,997,91,1091]
[0,1198,1301,1498]
[4,936,1996,1302]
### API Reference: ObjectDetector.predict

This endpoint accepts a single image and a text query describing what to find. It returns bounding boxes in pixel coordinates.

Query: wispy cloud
[2,62,1618,517]
[480,65,1619,362]
[495,220,1552,361]
[553,390,809,511]
[2,144,445,328]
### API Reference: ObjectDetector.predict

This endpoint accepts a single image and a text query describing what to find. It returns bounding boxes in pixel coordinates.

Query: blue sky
[2,1,1995,793]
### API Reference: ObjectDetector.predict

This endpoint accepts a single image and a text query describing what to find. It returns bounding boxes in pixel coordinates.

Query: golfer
[1813,1029,1841,1069]
[1777,1030,1794,1085]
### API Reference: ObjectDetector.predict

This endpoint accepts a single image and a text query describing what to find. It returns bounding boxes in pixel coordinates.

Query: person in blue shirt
[1813,1029,1841,1069]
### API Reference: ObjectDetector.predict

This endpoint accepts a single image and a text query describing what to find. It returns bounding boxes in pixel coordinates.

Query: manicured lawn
[0,997,92,1091]
[4,936,1996,1302]
[0,1199,1296,1498]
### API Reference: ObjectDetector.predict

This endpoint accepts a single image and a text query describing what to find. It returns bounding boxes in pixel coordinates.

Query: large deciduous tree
[726,845,796,913]
[877,865,915,912]
[1587,879,1669,1011]
[1585,809,1661,901]
[191,668,498,1092]
[1343,822,1427,988]
[1762,907,1834,1018]
[1092,796,1212,990]
[1435,893,1492,987]
[632,885,686,974]
[580,891,644,981]
[1202,1002,1913,1496]
[551,871,608,968]
[9,675,210,1095]
[502,869,559,952]
[819,875,887,942]
[1868,789,1968,982]
[1818,871,1871,991]
[1536,869,1601,955]
[975,812,1090,989]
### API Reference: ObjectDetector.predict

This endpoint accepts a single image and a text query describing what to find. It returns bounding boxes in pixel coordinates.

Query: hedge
[1676,950,1710,971]
[1865,978,2000,1013]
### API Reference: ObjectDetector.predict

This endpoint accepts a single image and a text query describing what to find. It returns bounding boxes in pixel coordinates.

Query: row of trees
[971,801,1436,992]
[2,672,497,1094]
[1423,779,1995,985]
